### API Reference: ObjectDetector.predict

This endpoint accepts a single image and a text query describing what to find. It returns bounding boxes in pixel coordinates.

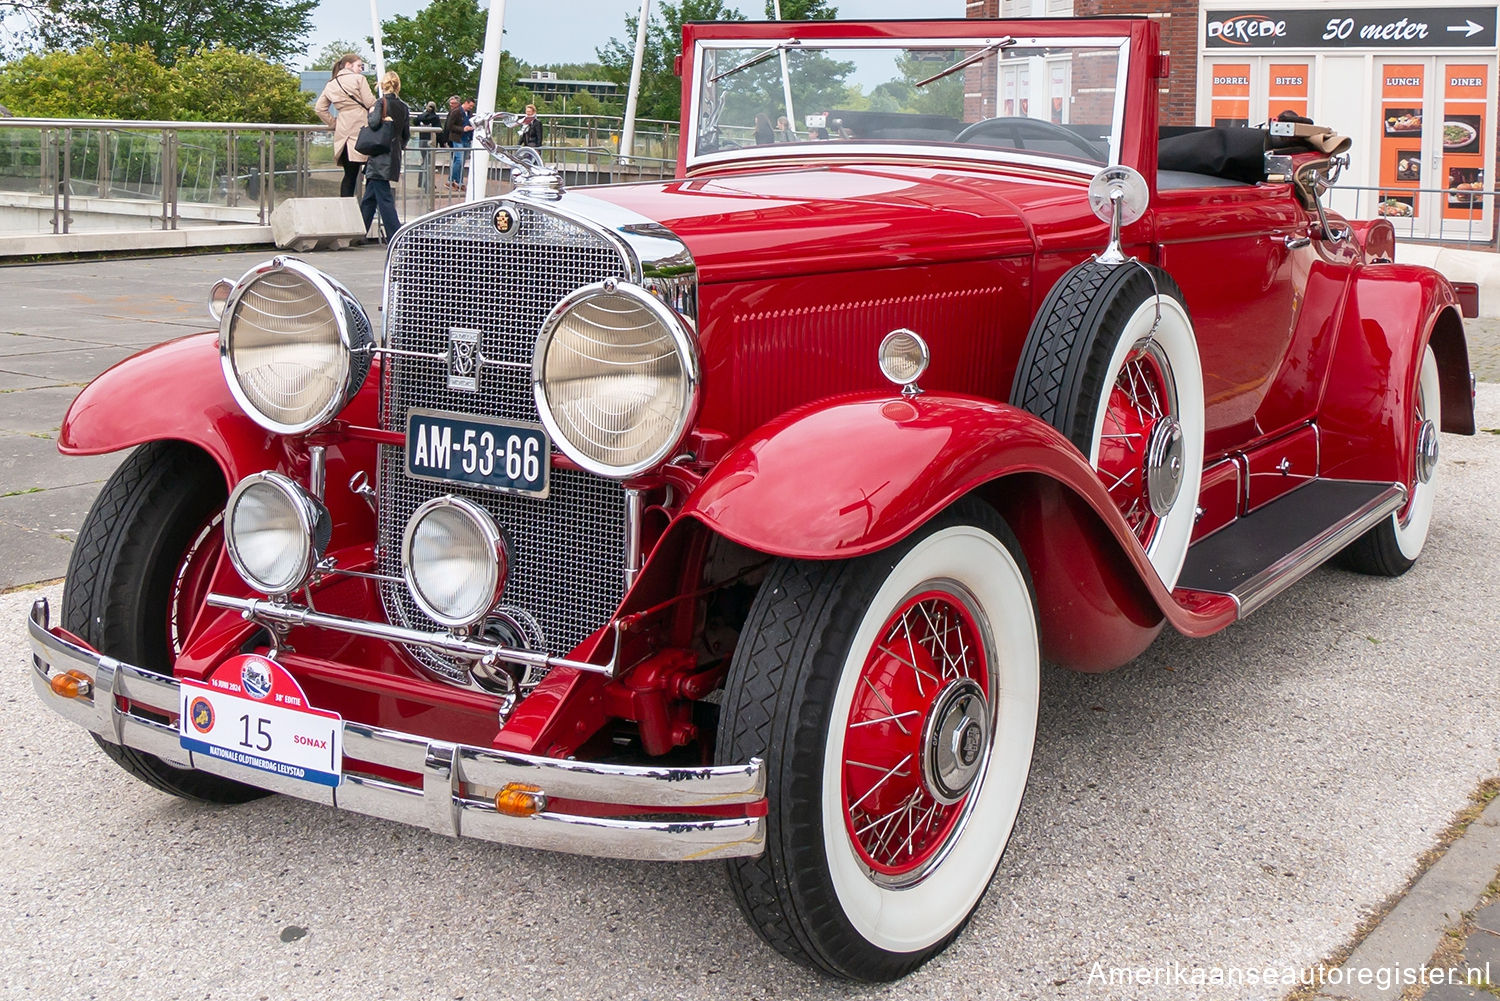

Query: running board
[1176,480,1407,618]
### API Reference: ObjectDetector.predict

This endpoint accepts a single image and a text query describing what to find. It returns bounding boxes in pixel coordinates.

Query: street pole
[620,0,649,165]
[468,0,508,201]
[369,0,386,85]
[773,0,797,138]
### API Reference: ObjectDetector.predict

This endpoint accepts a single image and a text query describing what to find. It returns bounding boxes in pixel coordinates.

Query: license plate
[406,408,551,498]
[179,654,343,787]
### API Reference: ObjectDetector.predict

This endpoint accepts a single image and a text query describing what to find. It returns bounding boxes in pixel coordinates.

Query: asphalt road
[0,249,1497,999]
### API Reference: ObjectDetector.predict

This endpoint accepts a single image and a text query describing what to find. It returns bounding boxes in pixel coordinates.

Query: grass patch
[0,486,43,498]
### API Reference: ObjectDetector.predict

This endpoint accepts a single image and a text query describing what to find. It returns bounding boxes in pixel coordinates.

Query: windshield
[691,36,1127,169]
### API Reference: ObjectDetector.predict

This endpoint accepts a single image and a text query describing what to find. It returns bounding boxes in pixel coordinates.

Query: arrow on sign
[1447,19,1484,37]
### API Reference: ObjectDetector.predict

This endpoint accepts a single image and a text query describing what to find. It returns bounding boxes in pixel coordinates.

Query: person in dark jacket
[361,71,412,240]
[754,112,773,145]
[445,95,473,188]
[517,104,543,149]
[414,100,442,188]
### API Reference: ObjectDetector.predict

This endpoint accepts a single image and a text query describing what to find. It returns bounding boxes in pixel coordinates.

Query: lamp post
[467,0,508,200]
[620,0,650,165]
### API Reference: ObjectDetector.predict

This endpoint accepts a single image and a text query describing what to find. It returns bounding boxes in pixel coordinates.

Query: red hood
[585,164,1091,283]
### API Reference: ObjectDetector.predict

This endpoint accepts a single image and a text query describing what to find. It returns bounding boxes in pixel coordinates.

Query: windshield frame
[683,30,1133,177]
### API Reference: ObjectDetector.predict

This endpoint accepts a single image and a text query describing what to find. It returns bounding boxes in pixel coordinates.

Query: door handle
[1283,234,1312,249]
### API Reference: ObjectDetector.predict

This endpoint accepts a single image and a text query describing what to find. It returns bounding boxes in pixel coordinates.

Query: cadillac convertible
[28,16,1476,981]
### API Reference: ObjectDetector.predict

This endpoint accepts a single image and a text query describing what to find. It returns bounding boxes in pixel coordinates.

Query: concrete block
[270,197,366,252]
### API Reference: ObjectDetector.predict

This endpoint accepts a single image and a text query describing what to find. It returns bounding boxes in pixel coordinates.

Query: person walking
[414,100,441,189]
[361,71,411,242]
[517,104,543,149]
[314,53,376,198]
[445,96,474,189]
[754,112,773,145]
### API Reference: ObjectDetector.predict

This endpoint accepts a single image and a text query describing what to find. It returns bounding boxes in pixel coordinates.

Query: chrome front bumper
[27,599,765,862]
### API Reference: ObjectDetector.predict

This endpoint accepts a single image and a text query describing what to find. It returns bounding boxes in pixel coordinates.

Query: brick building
[969,0,1500,242]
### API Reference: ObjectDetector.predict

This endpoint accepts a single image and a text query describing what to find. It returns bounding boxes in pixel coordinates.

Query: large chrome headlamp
[533,279,699,478]
[402,496,509,630]
[219,257,374,435]
[224,472,331,597]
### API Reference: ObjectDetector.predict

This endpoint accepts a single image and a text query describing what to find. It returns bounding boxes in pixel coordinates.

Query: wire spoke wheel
[842,589,991,883]
[717,500,1039,981]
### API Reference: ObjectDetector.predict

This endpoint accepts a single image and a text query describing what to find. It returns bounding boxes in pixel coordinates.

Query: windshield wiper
[710,39,801,83]
[915,37,1016,88]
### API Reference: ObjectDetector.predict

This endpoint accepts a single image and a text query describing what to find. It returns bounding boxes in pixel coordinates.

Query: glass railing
[0,115,679,237]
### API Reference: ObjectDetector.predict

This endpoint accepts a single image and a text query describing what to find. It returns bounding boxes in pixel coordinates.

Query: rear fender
[678,393,1234,672]
[1319,266,1474,484]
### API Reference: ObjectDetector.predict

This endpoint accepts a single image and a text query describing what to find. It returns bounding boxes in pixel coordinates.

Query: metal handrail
[1325,182,1498,250]
[0,116,680,239]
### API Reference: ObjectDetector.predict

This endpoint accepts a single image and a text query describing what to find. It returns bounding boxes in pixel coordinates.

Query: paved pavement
[0,248,1497,1000]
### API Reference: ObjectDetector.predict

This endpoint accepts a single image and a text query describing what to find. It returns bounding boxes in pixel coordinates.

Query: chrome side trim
[1223,483,1406,617]
[204,592,621,677]
[28,599,765,862]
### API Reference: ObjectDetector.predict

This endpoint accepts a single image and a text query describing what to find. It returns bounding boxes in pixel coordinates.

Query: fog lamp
[402,496,508,630]
[224,472,331,597]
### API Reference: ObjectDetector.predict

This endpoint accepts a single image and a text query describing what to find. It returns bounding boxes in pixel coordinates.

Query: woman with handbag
[360,71,411,242]
[314,53,376,197]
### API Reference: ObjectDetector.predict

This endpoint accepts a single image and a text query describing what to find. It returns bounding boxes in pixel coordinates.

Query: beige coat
[315,69,376,164]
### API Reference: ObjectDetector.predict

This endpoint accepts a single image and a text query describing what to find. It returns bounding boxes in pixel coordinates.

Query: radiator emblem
[447,327,480,392]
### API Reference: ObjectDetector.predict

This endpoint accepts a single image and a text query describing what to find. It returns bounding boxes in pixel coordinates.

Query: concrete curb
[0,224,272,258]
[1316,795,1500,1001]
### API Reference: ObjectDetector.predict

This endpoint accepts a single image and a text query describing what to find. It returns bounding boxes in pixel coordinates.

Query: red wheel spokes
[168,514,224,658]
[841,591,988,878]
[1097,348,1170,545]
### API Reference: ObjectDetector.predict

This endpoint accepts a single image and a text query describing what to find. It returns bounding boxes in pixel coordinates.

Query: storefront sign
[1440,65,1487,221]
[1377,64,1425,220]
[1209,62,1251,126]
[1205,8,1496,49]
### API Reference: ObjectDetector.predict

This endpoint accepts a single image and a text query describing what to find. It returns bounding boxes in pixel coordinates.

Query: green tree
[379,0,528,111]
[38,0,315,66]
[309,39,370,71]
[173,46,316,123]
[765,0,836,18]
[598,0,746,122]
[0,42,173,118]
[0,42,315,122]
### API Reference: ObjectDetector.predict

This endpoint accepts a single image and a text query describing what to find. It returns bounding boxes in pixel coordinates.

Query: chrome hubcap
[920,679,990,805]
[1416,419,1439,484]
[1144,416,1185,517]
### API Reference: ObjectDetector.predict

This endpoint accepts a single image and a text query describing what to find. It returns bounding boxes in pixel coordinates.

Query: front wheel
[717,500,1039,980]
[62,441,266,804]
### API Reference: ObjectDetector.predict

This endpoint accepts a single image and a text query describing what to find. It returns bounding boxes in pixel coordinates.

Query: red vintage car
[28,16,1476,982]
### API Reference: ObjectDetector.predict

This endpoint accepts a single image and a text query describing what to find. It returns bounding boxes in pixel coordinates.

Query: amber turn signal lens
[49,669,92,698]
[494,782,547,817]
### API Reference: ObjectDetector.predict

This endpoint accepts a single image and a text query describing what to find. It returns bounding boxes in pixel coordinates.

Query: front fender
[59,331,379,540]
[684,392,1127,559]
[60,332,282,475]
[679,393,1239,672]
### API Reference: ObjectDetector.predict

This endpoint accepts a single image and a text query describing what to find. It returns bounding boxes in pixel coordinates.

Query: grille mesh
[378,201,631,682]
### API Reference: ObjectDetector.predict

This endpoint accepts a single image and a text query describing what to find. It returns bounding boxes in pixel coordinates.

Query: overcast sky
[302,0,968,68]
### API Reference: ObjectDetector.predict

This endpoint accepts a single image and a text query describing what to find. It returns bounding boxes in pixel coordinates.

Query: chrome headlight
[402,496,508,630]
[533,279,699,477]
[224,472,331,597]
[219,257,374,434]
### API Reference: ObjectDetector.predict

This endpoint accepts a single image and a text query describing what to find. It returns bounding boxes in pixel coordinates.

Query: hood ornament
[473,112,563,201]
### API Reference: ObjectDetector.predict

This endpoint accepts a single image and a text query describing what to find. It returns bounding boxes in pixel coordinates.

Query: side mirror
[1088,165,1149,266]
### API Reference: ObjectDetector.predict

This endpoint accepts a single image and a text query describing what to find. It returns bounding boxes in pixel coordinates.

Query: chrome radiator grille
[378,201,632,682]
